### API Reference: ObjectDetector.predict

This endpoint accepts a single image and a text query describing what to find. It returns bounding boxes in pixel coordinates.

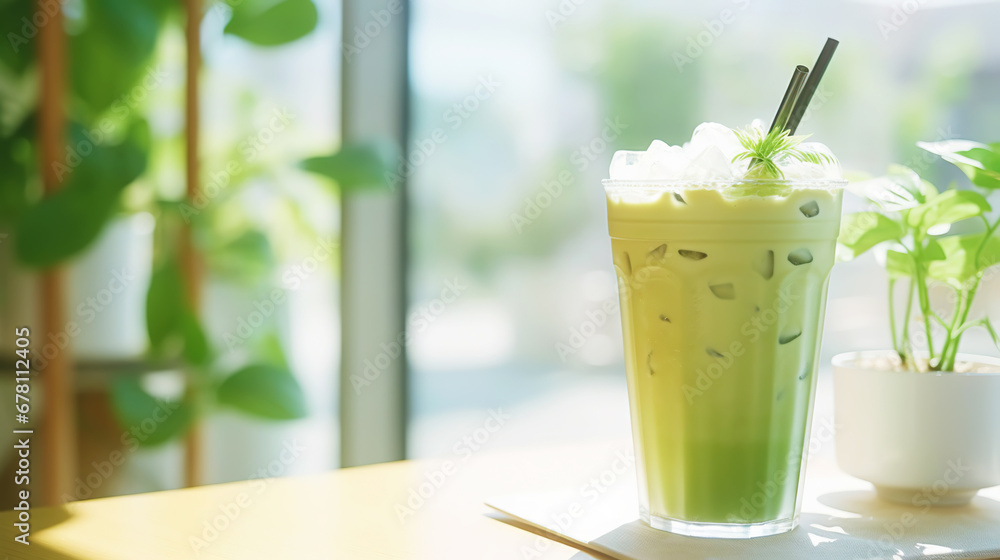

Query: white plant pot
[833,350,1000,506]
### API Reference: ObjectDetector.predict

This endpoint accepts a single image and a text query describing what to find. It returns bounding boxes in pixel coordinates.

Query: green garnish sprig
[732,127,837,179]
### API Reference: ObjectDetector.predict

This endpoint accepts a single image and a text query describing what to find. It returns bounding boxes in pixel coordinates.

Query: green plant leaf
[256,332,290,369]
[847,165,933,212]
[146,260,185,353]
[838,212,904,260]
[0,0,35,75]
[216,364,307,420]
[206,229,274,283]
[225,0,318,46]
[923,238,946,261]
[0,118,33,225]
[300,141,398,192]
[181,311,211,366]
[71,0,172,116]
[907,190,991,231]
[918,140,1000,190]
[885,249,915,278]
[14,121,148,267]
[928,234,1000,287]
[110,377,192,447]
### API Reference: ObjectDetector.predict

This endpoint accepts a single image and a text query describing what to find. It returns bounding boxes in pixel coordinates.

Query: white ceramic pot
[833,351,1000,506]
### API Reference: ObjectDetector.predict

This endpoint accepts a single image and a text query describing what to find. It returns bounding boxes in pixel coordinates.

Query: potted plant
[834,139,1000,506]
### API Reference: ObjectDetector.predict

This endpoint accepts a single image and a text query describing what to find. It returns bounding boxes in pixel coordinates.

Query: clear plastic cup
[604,179,845,539]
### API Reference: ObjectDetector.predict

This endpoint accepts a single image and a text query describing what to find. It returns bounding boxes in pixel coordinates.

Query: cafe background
[1,0,999,504]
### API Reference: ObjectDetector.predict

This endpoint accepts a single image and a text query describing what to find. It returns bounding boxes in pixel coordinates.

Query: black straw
[769,65,809,133]
[786,38,839,134]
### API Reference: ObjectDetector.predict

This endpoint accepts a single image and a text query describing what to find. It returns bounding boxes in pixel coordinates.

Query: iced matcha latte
[605,122,845,538]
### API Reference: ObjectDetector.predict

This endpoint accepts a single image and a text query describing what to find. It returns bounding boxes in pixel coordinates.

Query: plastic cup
[604,179,845,538]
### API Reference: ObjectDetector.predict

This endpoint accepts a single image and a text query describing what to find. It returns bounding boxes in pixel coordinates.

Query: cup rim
[603,178,848,189]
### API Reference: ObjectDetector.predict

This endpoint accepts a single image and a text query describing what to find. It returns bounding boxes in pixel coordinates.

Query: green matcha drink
[605,122,845,538]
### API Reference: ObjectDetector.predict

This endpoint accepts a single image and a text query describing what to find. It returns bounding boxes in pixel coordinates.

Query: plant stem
[940,214,1000,371]
[901,277,915,369]
[889,278,901,359]
[911,242,936,366]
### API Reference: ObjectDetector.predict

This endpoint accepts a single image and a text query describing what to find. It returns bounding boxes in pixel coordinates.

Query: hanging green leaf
[14,120,148,267]
[216,364,307,420]
[0,117,33,225]
[110,377,193,447]
[146,260,186,353]
[906,190,991,231]
[181,311,211,366]
[837,212,904,260]
[225,0,319,47]
[885,250,914,279]
[71,0,172,116]
[918,140,1000,190]
[205,229,274,283]
[928,234,1000,287]
[0,0,35,75]
[300,141,398,192]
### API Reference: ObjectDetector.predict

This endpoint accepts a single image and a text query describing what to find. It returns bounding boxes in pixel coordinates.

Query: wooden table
[0,441,629,559]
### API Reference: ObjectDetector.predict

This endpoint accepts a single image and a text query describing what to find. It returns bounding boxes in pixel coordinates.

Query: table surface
[0,440,629,560]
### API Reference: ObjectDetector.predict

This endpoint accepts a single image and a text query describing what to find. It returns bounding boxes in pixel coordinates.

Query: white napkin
[488,467,1000,559]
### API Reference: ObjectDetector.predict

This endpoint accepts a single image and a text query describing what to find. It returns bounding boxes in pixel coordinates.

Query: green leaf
[923,238,946,261]
[14,120,148,267]
[955,318,1000,351]
[847,165,930,212]
[838,212,904,260]
[885,249,915,278]
[71,0,172,116]
[146,260,185,353]
[110,377,192,447]
[300,142,398,192]
[256,333,290,369]
[206,229,273,282]
[0,0,35,75]
[216,364,307,420]
[918,140,1000,190]
[928,234,1000,287]
[181,311,211,366]
[225,0,318,46]
[906,190,991,231]
[0,117,33,225]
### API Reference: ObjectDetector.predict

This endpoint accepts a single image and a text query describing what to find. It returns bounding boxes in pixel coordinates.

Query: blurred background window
[405,0,1000,460]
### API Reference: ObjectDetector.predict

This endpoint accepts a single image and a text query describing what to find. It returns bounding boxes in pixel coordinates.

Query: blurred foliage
[0,0,331,446]
[225,0,318,46]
